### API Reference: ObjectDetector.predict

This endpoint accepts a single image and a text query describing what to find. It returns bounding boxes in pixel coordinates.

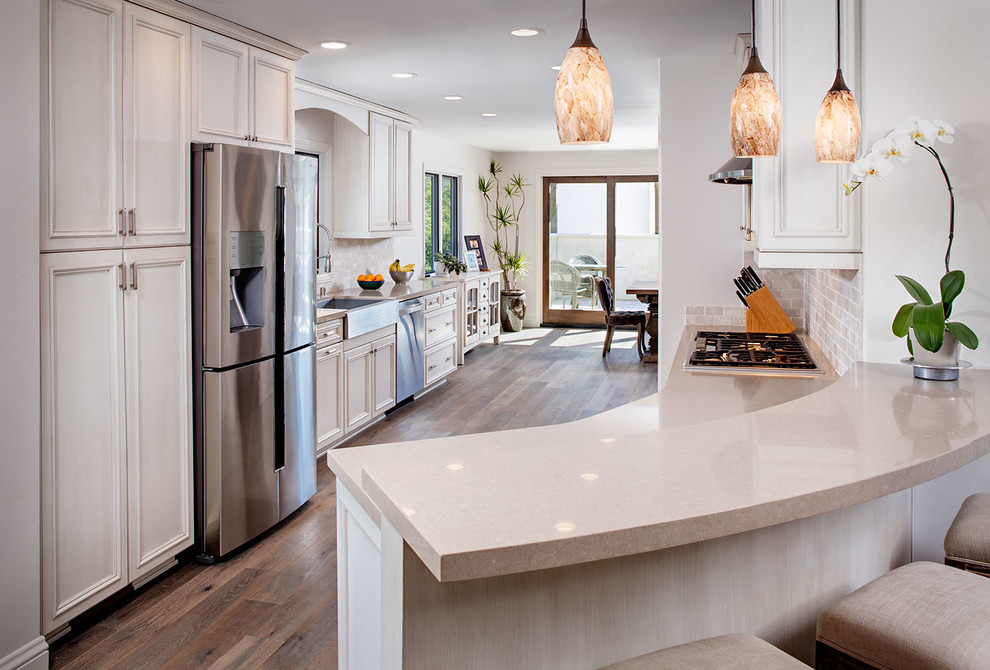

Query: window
[424,172,459,275]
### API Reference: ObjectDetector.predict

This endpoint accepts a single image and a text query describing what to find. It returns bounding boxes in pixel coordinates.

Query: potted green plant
[845,116,978,376]
[478,160,529,331]
[434,252,467,276]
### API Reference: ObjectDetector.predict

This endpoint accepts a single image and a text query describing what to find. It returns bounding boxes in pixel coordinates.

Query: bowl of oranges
[356,273,385,290]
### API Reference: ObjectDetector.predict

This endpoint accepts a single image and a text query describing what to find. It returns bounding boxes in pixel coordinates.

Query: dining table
[626,280,658,363]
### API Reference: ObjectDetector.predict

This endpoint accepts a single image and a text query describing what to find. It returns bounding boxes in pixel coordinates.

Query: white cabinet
[343,342,373,434]
[457,276,500,361]
[334,112,412,237]
[371,334,397,417]
[342,329,396,436]
[369,113,412,232]
[423,289,458,385]
[47,0,189,251]
[41,246,192,632]
[751,0,862,270]
[316,319,344,455]
[192,27,294,151]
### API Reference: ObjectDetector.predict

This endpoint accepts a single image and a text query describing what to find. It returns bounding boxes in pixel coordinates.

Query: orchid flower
[852,153,894,181]
[933,118,955,144]
[871,132,915,162]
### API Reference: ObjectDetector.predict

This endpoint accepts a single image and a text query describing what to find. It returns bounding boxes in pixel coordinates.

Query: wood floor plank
[49,327,655,670]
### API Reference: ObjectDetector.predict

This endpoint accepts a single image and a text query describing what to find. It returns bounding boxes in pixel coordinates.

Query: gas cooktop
[683,331,823,376]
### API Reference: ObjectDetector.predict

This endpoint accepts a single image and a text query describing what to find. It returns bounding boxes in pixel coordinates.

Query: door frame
[541,175,658,327]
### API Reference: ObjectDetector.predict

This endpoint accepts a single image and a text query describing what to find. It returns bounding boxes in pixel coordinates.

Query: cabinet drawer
[317,342,342,361]
[424,291,444,312]
[441,287,458,307]
[425,340,456,386]
[425,306,457,349]
[317,318,343,345]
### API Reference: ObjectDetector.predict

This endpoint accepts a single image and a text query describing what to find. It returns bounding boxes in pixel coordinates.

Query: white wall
[0,0,47,668]
[399,130,492,277]
[491,150,658,327]
[659,54,748,384]
[859,0,990,367]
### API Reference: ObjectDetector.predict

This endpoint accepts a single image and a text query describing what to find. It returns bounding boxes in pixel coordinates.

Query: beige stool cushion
[600,634,810,669]
[945,492,990,569]
[817,561,990,669]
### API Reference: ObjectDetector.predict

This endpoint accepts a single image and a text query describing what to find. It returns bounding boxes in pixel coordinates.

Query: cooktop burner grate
[684,331,823,375]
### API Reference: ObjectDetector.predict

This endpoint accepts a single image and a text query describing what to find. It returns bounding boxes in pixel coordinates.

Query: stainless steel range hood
[709,156,752,184]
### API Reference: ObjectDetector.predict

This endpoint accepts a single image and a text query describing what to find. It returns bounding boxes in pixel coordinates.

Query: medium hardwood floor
[49,326,656,669]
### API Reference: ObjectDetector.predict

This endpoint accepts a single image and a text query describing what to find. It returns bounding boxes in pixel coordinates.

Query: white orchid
[843,116,958,197]
[845,116,960,275]
[871,132,915,162]
[933,118,955,144]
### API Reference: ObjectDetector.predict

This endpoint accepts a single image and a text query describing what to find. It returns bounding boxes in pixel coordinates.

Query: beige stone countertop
[327,329,990,584]
[330,279,455,301]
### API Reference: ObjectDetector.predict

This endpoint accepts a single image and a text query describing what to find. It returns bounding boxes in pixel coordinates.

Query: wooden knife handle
[744,286,795,333]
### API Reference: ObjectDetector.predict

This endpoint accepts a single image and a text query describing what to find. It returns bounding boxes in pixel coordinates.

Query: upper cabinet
[192,27,294,151]
[47,0,189,251]
[369,113,412,232]
[331,111,413,238]
[751,0,862,270]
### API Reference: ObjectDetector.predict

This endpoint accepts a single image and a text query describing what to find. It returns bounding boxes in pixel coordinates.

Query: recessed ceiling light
[443,95,464,101]
[549,65,561,71]
[391,72,417,79]
[480,112,497,117]
[510,28,544,37]
[320,40,350,50]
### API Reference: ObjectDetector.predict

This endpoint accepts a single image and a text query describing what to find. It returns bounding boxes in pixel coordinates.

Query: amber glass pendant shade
[555,13,613,144]
[815,0,860,163]
[814,70,861,163]
[729,48,782,157]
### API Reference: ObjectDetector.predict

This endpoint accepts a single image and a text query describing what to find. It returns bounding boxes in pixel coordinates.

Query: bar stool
[816,561,990,669]
[600,634,810,669]
[944,492,990,576]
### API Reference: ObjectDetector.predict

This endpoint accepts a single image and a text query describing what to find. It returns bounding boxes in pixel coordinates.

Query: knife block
[745,286,795,334]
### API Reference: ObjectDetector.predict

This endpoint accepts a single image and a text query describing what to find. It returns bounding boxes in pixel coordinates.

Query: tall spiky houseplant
[479,160,529,330]
[478,161,528,289]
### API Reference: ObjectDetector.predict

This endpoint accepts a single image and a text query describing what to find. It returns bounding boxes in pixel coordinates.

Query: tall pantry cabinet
[41,0,192,634]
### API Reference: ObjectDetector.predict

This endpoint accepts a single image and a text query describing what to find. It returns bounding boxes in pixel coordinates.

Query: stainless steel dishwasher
[396,298,426,402]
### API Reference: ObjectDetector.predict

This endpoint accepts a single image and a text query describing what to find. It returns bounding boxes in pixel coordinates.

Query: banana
[399,263,415,272]
[389,259,401,271]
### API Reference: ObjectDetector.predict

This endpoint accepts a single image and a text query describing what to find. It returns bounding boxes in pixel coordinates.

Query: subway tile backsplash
[315,237,395,295]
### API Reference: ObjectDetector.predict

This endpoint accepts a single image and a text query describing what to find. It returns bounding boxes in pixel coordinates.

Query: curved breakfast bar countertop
[327,329,990,584]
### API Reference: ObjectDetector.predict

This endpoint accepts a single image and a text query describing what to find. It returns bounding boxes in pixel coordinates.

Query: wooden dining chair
[594,277,646,360]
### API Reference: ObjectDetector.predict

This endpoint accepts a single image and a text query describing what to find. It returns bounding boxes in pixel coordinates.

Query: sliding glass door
[542,176,658,326]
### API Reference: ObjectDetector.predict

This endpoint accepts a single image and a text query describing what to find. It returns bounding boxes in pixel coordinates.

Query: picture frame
[464,249,480,272]
[463,234,488,271]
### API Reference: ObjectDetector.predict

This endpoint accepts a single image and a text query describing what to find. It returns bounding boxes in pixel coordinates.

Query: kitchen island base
[337,480,912,669]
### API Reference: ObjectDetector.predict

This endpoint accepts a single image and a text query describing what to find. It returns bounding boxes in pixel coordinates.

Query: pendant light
[814,0,861,163]
[729,0,781,157]
[554,0,613,144]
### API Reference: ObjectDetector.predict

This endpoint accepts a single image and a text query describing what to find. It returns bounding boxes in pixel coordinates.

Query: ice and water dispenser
[228,231,266,332]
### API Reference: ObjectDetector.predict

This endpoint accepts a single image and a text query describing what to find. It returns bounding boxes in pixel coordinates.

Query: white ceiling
[182,0,749,152]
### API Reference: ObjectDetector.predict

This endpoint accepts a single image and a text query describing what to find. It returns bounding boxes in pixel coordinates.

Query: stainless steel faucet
[316,224,332,273]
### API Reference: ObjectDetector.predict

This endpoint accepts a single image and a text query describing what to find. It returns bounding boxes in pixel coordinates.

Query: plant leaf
[891,303,916,338]
[939,270,965,309]
[912,302,946,352]
[947,321,979,350]
[896,275,933,305]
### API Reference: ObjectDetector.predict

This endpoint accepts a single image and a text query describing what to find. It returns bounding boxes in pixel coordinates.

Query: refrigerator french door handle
[273,183,286,472]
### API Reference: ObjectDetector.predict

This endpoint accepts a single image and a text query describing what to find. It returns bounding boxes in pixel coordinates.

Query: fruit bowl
[357,279,385,290]
[389,270,414,283]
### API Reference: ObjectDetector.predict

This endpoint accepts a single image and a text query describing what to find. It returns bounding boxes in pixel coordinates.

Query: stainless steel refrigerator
[191,143,317,561]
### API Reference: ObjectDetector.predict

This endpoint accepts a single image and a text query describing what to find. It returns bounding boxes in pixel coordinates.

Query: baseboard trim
[0,637,49,670]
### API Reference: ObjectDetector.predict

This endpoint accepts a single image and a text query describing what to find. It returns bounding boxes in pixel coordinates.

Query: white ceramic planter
[912,329,959,367]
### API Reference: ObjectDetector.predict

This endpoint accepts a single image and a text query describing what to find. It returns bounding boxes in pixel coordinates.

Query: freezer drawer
[201,358,279,559]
